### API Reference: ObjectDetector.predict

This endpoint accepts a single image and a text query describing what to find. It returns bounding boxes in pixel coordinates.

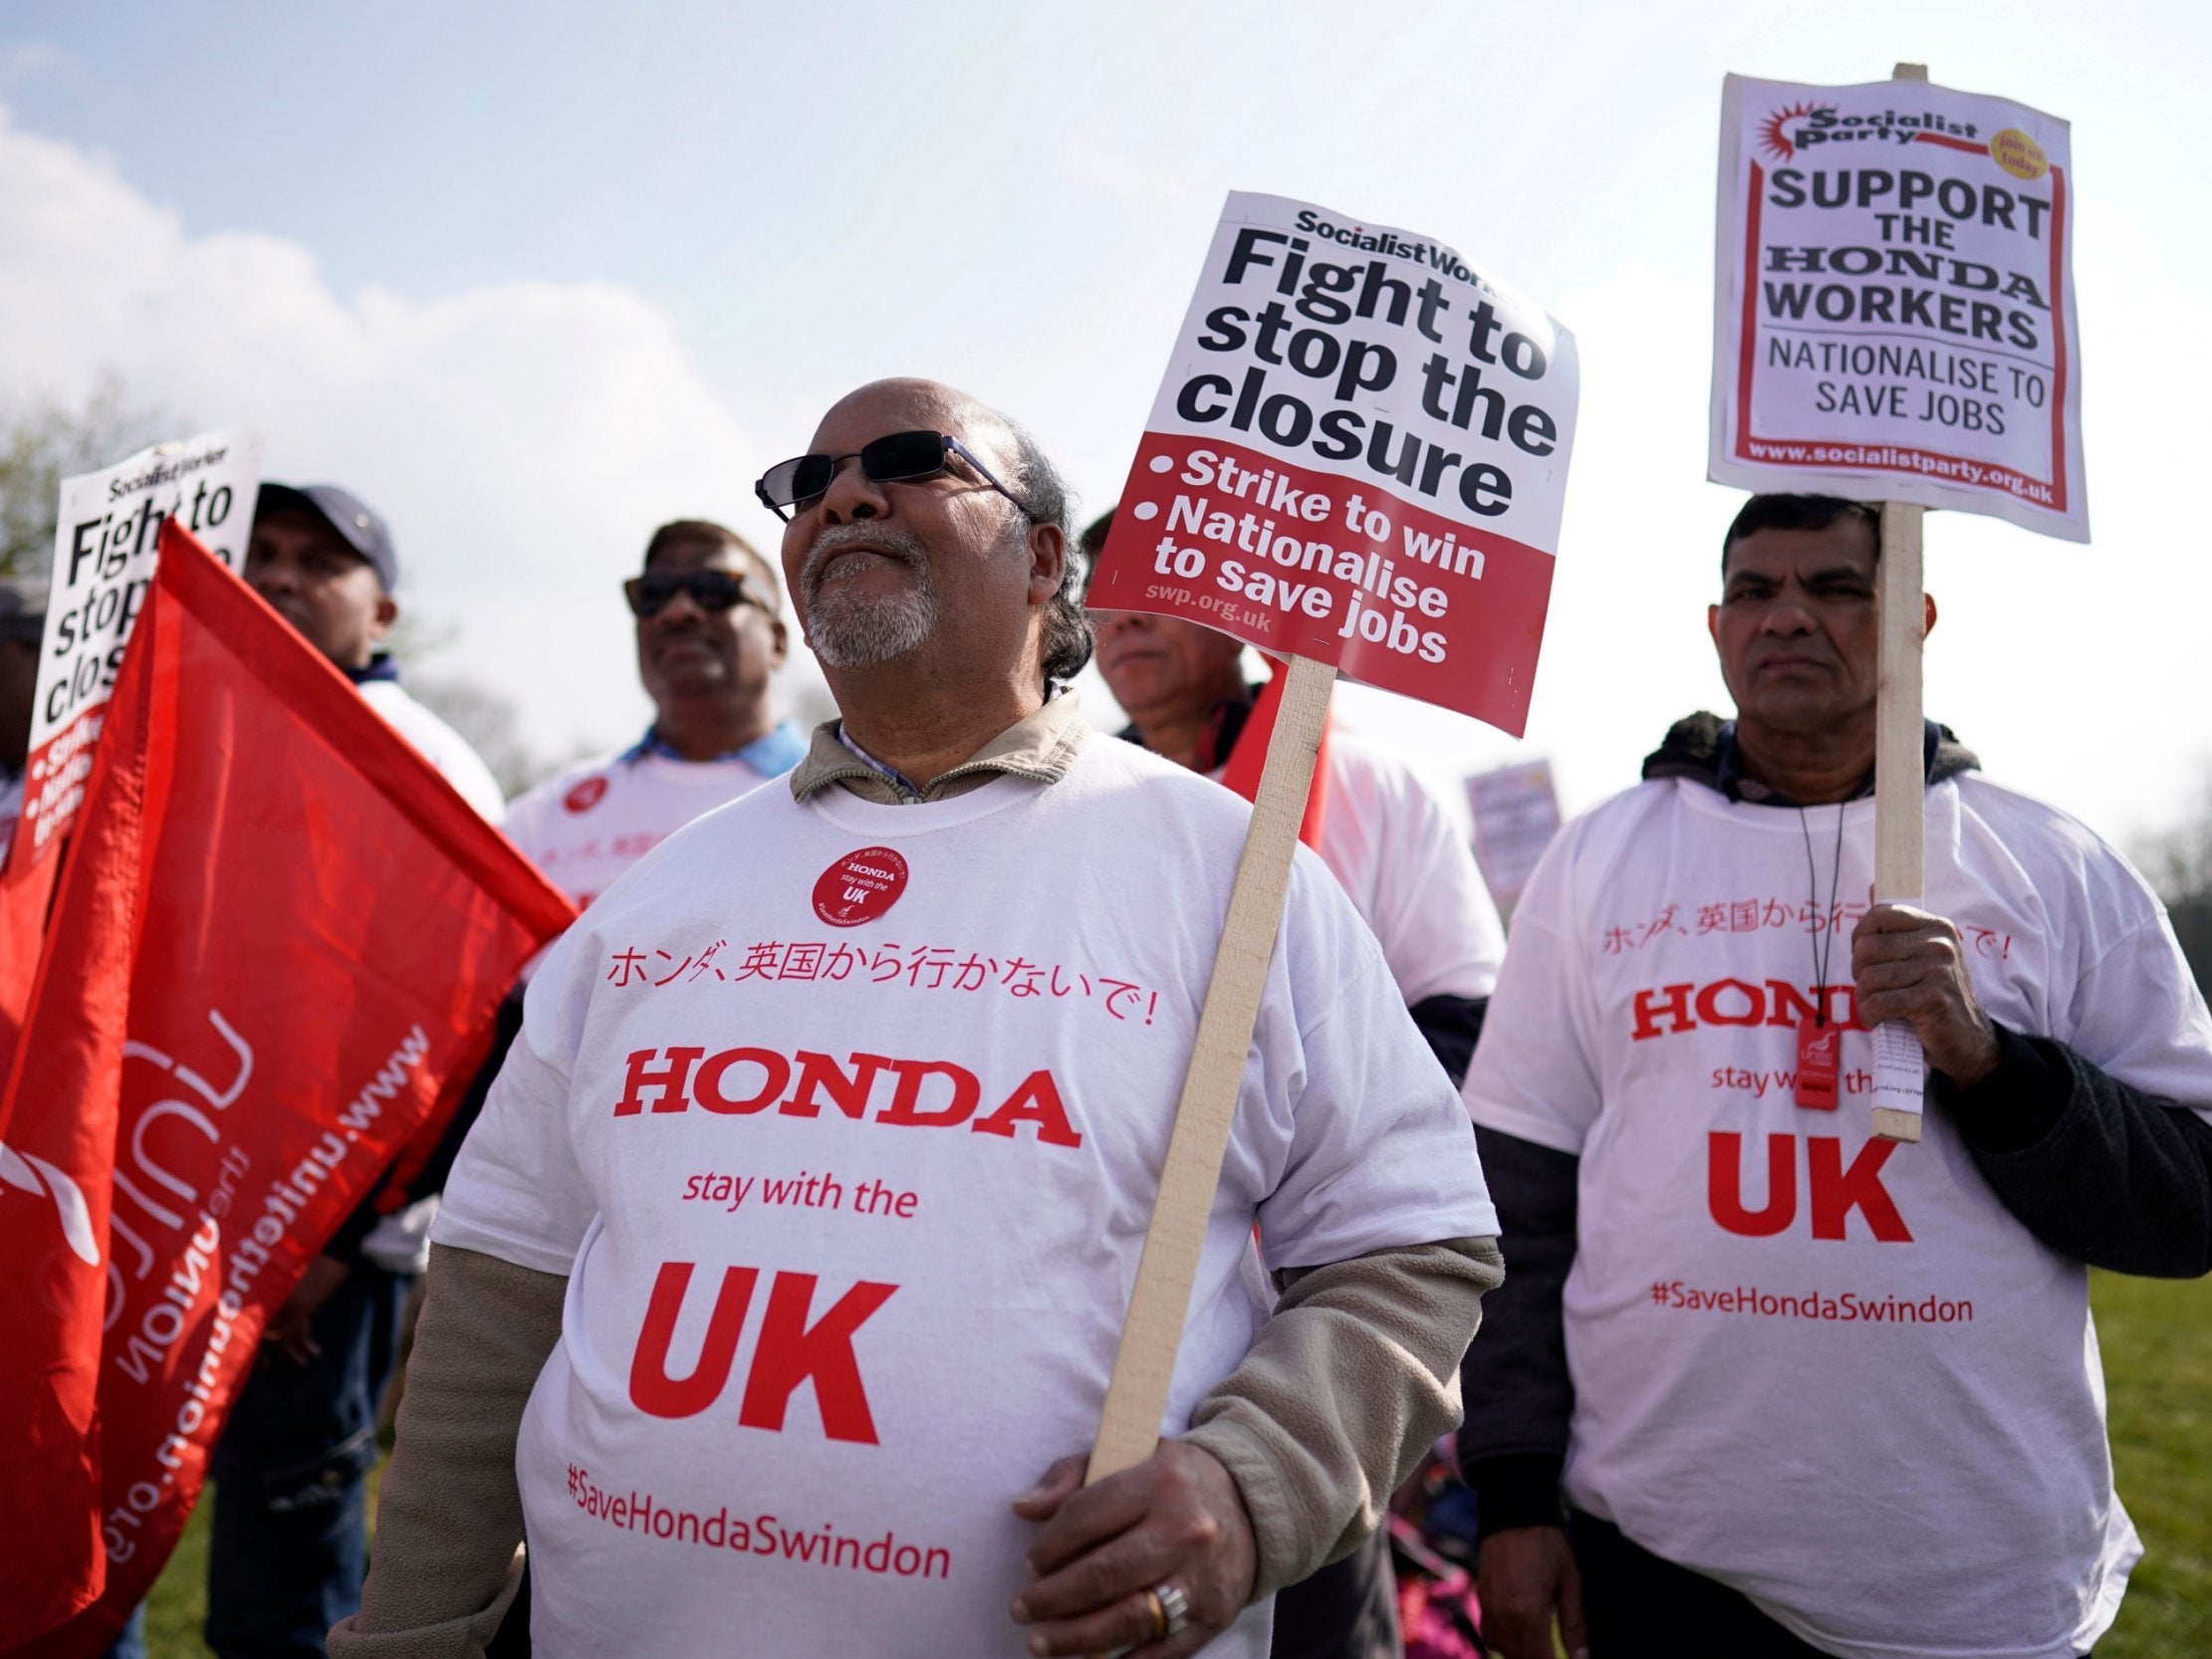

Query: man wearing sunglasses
[342,379,1500,1659]
[503,519,804,910]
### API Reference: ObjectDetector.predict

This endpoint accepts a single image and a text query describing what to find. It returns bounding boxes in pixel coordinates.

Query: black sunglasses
[753,429,1038,523]
[622,568,771,619]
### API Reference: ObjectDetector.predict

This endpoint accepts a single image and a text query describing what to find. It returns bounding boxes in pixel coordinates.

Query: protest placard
[1088,191,1579,738]
[1710,66,2085,1142]
[1085,192,1578,1482]
[10,429,263,873]
[1708,74,2083,540]
[1466,759,1562,915]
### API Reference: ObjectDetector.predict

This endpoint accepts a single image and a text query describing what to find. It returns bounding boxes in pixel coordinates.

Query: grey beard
[802,524,939,667]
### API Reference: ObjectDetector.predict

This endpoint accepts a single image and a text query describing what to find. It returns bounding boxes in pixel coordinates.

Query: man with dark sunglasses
[341,379,1499,1659]
[503,519,804,909]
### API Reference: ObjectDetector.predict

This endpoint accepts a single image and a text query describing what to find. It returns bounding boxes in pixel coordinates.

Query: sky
[2,0,2208,850]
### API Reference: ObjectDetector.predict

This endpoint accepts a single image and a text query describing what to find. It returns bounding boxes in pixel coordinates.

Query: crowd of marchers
[2,375,2204,1659]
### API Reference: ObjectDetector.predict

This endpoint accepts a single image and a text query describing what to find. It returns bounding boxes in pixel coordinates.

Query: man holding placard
[337,378,1500,1658]
[1458,491,2212,1659]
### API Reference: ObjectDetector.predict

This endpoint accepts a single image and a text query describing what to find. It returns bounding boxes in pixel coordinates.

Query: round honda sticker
[564,776,609,814]
[813,846,909,927]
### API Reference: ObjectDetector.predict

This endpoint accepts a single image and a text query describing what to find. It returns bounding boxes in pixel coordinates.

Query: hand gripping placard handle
[1086,655,1337,1482]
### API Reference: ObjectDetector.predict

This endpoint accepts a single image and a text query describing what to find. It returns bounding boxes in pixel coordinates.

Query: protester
[333,378,1502,1658]
[503,519,803,907]
[1459,493,2212,1659]
[1087,507,1504,1659]
[147,482,508,1659]
[0,577,45,865]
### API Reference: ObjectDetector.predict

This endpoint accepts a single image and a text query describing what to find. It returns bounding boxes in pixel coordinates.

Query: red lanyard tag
[1795,1016,1841,1109]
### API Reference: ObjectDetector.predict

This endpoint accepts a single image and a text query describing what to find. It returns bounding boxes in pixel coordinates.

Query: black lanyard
[1798,802,1846,1022]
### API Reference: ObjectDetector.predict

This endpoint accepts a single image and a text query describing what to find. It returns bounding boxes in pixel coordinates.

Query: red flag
[0,522,575,1654]
[1217,659,1331,849]
[0,849,61,1074]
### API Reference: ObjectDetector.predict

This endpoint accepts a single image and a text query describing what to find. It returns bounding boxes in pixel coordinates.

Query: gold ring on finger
[1140,1586,1168,1641]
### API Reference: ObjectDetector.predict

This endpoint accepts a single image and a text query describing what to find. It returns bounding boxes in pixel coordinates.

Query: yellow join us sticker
[1989,127,2049,180]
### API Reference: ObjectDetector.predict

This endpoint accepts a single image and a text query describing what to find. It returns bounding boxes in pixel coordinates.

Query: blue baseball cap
[254,483,399,592]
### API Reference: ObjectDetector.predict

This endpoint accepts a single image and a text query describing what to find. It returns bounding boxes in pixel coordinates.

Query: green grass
[137,1277,2210,1657]
[2092,1270,2212,1657]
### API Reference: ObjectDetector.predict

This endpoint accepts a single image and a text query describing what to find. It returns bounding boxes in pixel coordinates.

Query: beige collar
[789,691,1091,806]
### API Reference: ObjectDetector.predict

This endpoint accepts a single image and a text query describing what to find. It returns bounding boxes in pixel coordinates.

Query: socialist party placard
[11,429,263,871]
[1087,192,1579,736]
[1708,75,2085,541]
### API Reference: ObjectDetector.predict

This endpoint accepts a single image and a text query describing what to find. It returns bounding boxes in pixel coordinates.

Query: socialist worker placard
[1087,191,1580,737]
[1708,75,2086,542]
[11,429,264,872]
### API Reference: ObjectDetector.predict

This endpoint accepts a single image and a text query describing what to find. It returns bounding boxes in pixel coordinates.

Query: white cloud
[0,107,813,760]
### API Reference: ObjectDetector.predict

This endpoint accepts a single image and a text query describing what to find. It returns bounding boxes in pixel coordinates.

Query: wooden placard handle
[1086,653,1337,1483]
[1869,63,1932,1143]
[1871,499,1928,1143]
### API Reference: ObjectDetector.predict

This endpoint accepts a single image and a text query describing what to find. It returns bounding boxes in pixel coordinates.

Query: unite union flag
[0,521,573,1654]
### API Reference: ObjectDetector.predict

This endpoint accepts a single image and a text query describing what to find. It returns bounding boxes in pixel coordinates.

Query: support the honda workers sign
[11,430,263,871]
[1708,75,2084,541]
[1087,191,1578,736]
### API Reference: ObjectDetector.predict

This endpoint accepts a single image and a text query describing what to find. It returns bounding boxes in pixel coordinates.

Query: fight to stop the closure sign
[1088,191,1579,736]
[1709,75,2084,541]
[10,429,264,871]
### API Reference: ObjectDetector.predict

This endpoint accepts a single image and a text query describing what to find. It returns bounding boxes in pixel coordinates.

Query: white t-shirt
[505,740,799,906]
[1465,772,2212,1659]
[357,678,506,823]
[1311,733,1502,1007]
[437,735,1493,1659]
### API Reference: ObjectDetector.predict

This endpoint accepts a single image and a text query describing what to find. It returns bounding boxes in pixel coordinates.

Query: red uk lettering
[972,1068,1084,1148]
[1807,1136,1912,1243]
[1706,1132,1911,1243]
[694,1048,790,1114]
[628,1263,759,1417]
[875,1059,980,1128]
[737,1271,898,1444]
[1631,984,1696,1041]
[1708,1130,1797,1237]
[614,1046,705,1115]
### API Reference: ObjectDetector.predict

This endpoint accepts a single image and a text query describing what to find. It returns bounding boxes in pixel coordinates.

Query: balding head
[811,378,1014,474]
[774,379,1089,696]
